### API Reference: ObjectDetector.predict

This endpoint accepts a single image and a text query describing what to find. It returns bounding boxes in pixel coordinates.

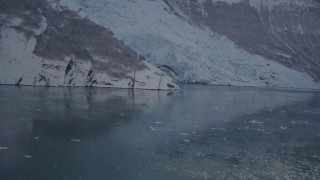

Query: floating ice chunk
[280,126,287,130]
[154,122,163,124]
[199,171,209,179]
[196,152,205,156]
[212,106,219,109]
[180,133,189,136]
[34,137,40,140]
[254,128,265,132]
[71,138,81,142]
[248,120,263,124]
[0,147,8,150]
[219,128,226,131]
[183,139,191,143]
[120,114,124,116]
[36,109,42,111]
[150,126,156,131]
[24,155,32,158]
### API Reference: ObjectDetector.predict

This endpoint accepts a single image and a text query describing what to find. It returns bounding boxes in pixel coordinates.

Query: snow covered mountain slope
[62,0,320,89]
[0,0,178,90]
[165,0,320,83]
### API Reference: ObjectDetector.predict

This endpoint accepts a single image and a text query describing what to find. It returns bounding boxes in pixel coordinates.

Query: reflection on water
[0,84,320,179]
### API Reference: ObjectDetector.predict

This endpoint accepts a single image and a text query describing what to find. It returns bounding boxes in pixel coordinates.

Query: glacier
[60,0,320,89]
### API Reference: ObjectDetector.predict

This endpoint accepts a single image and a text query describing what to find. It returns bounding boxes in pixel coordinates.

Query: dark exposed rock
[167,83,175,88]
[158,65,178,79]
[85,69,95,86]
[42,64,62,71]
[65,60,74,76]
[15,77,23,86]
[33,74,50,86]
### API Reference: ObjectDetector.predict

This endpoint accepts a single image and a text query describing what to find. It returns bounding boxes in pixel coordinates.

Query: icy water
[0,84,320,180]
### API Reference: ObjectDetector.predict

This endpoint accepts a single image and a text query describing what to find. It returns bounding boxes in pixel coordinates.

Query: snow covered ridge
[0,0,178,90]
[63,0,320,89]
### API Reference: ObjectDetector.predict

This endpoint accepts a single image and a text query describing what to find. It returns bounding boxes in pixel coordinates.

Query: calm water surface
[0,84,320,179]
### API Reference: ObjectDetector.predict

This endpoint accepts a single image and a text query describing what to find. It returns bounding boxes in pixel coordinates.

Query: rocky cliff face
[0,0,178,90]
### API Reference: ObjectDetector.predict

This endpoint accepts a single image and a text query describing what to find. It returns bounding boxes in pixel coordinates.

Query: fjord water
[0,84,320,179]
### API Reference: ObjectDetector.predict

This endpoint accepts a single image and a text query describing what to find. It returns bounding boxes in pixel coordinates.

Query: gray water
[0,84,320,180]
